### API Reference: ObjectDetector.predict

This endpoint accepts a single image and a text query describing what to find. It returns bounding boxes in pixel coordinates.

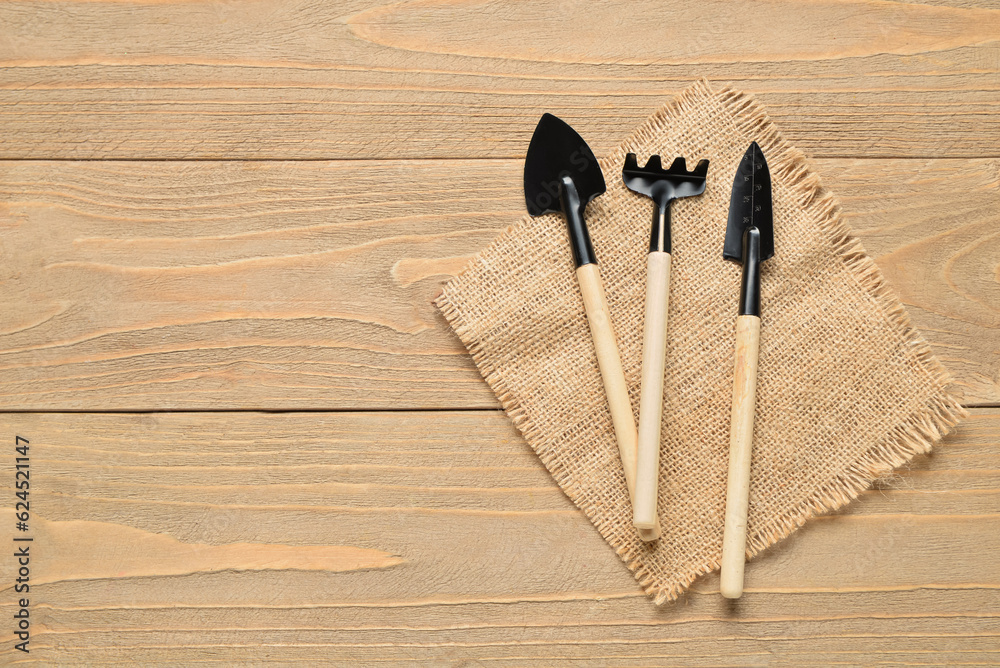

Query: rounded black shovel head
[523,113,606,216]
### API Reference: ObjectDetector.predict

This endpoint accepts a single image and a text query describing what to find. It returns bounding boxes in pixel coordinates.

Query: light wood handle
[576,264,661,541]
[720,314,761,599]
[633,252,671,533]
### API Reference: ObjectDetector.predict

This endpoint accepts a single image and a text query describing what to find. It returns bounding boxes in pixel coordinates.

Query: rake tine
[644,155,662,171]
[624,153,639,171]
[693,159,710,177]
[668,157,686,173]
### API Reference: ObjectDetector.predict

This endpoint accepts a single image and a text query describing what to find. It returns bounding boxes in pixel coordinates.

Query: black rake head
[622,153,709,204]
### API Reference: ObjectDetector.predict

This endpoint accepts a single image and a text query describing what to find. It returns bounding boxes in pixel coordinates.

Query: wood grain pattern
[0,408,997,665]
[576,263,661,541]
[0,0,997,159]
[7,513,405,586]
[634,251,670,531]
[721,315,761,599]
[0,158,994,410]
[826,158,1000,406]
[0,1,995,663]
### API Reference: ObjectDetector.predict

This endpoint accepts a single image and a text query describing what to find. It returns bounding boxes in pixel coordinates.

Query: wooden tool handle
[633,252,671,533]
[576,263,661,541]
[720,314,761,599]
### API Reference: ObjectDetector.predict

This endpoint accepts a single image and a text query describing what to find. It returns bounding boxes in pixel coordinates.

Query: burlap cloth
[435,80,966,603]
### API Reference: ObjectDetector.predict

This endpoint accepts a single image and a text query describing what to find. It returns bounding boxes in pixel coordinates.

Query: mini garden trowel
[524,113,660,540]
[720,141,774,599]
[623,154,709,536]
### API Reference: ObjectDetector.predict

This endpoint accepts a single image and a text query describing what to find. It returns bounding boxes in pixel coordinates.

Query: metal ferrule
[649,198,671,253]
[559,175,597,267]
[738,226,762,317]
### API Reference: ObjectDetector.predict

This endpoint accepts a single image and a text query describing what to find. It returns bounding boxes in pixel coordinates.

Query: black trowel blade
[724,142,774,263]
[524,113,606,216]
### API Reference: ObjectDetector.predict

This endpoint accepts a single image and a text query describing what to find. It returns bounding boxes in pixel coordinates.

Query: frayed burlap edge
[435,79,968,604]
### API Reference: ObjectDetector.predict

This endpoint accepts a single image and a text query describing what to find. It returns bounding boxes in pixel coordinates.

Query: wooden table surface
[1,1,998,665]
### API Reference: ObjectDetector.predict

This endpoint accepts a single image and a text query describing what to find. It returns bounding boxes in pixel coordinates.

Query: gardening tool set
[524,114,775,599]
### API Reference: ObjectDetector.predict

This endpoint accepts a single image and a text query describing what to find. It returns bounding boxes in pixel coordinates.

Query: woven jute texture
[435,81,966,603]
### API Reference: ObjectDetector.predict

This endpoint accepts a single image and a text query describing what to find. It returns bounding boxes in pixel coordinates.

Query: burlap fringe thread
[436,80,967,604]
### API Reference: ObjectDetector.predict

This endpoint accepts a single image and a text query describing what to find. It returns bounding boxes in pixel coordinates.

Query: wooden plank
[0,157,994,410]
[0,0,998,159]
[0,408,997,665]
[826,158,1000,405]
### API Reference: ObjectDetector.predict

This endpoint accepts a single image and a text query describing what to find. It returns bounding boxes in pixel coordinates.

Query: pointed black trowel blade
[524,113,606,217]
[723,142,774,263]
